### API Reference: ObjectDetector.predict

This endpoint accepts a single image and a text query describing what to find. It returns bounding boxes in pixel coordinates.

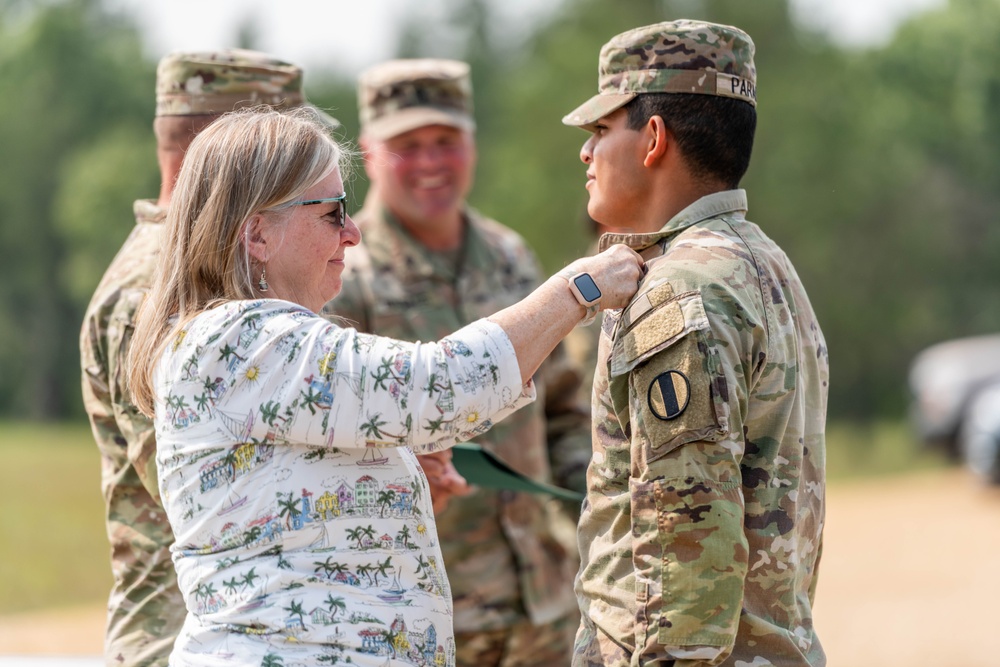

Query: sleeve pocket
[629,327,729,462]
[639,475,746,650]
[607,290,729,462]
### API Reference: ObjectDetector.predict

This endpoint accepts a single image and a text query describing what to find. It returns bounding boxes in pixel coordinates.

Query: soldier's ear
[643,115,670,168]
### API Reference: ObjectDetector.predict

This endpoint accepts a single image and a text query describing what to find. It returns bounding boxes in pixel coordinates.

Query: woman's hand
[487,243,645,384]
[417,450,473,514]
[566,243,646,312]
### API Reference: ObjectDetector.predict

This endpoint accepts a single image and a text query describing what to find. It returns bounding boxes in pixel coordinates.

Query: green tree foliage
[773,0,1000,417]
[53,125,158,306]
[306,75,365,200]
[4,0,1000,424]
[0,0,154,418]
[377,0,1000,419]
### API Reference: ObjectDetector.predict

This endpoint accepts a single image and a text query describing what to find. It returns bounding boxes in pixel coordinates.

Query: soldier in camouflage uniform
[325,59,589,666]
[562,21,829,666]
[79,49,337,667]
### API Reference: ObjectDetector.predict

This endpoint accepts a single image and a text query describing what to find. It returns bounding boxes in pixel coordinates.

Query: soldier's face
[364,124,476,230]
[579,109,648,229]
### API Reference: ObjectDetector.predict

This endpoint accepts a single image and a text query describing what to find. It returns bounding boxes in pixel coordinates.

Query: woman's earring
[258,267,269,292]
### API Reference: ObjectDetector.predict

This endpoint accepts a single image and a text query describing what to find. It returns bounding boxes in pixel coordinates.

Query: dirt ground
[814,468,1000,666]
[1,468,998,666]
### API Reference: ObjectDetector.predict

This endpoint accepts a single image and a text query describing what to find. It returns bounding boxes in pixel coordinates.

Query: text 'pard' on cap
[563,20,757,131]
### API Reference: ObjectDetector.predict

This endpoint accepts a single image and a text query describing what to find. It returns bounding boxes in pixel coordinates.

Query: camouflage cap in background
[358,58,475,141]
[563,19,756,130]
[156,48,339,129]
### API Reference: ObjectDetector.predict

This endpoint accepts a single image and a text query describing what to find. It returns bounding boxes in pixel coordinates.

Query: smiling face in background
[259,168,361,312]
[363,124,476,235]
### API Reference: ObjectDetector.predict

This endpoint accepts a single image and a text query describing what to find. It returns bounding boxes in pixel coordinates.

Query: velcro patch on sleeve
[619,281,675,332]
[611,287,708,378]
[621,300,685,366]
[630,330,725,458]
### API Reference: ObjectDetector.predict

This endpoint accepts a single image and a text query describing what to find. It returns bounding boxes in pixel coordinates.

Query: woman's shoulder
[174,299,328,353]
[196,298,314,326]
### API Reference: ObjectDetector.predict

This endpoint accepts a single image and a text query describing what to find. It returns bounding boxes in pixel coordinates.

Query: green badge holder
[450,443,584,502]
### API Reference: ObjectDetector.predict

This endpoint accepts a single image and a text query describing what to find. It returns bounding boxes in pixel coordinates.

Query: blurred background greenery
[4,0,1000,423]
[0,0,992,614]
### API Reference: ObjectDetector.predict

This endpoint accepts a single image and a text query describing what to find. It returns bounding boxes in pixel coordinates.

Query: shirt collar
[358,198,494,281]
[133,199,167,225]
[597,189,748,253]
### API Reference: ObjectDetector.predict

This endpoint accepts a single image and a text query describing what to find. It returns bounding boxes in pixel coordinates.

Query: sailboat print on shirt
[217,491,248,516]
[376,569,411,606]
[217,408,254,443]
[307,521,336,552]
[359,447,390,466]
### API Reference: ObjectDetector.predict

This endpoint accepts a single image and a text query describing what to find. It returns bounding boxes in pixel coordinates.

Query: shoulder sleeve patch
[630,331,727,458]
[647,370,690,420]
[611,287,709,378]
[605,285,729,459]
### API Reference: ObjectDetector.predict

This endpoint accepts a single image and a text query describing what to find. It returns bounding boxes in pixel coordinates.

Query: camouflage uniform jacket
[79,199,185,667]
[327,201,587,631]
[575,190,829,666]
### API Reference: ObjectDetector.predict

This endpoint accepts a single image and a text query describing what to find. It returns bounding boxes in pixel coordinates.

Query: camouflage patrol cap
[563,20,757,130]
[358,58,475,141]
[155,49,339,129]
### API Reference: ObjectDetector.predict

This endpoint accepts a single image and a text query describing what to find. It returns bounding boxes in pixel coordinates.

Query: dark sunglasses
[287,193,348,228]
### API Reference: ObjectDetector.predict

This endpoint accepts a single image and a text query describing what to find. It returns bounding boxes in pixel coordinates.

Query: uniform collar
[356,197,497,281]
[597,189,748,253]
[133,199,167,225]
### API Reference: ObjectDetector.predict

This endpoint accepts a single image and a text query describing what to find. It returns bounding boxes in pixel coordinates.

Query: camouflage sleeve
[80,297,117,468]
[556,322,603,496]
[540,339,591,495]
[108,290,160,501]
[80,286,161,502]
[611,280,747,662]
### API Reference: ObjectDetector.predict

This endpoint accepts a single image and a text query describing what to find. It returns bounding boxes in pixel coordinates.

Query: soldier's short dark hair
[624,93,756,189]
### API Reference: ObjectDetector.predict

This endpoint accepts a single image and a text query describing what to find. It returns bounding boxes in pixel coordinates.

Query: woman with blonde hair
[128,106,642,667]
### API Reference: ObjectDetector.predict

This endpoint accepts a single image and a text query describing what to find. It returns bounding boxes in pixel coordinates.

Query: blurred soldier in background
[326,58,589,666]
[79,49,337,667]
[563,20,829,665]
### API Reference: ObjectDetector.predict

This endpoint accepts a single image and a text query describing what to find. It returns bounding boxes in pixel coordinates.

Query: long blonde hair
[128,107,346,416]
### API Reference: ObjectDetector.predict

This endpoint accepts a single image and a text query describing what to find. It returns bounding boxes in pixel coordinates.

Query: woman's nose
[342,215,362,246]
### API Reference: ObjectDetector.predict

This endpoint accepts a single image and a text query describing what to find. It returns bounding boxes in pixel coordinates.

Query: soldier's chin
[587,201,614,228]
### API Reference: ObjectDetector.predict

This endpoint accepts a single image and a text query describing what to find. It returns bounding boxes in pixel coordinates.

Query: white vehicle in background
[909,334,1000,484]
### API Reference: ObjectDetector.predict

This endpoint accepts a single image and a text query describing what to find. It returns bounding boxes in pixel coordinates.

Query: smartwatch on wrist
[558,270,602,326]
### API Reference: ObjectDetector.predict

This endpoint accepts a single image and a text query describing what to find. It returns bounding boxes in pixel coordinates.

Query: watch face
[574,273,602,303]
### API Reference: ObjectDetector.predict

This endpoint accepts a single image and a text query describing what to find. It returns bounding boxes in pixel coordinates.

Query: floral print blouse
[154,299,533,667]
